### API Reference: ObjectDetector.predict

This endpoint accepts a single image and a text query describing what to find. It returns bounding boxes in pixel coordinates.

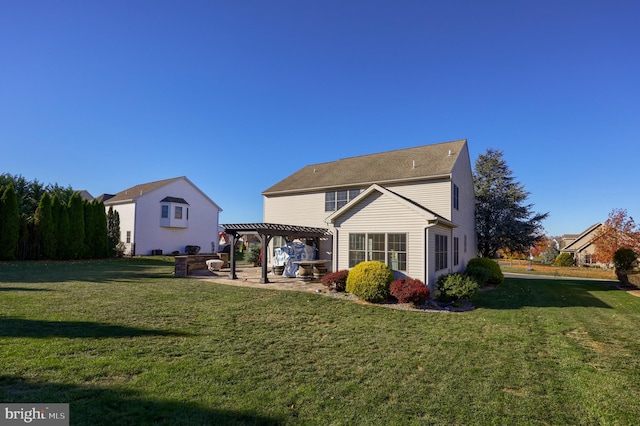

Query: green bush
[554,252,575,267]
[613,248,638,271]
[436,273,479,302]
[466,257,504,286]
[345,261,394,303]
[246,244,261,265]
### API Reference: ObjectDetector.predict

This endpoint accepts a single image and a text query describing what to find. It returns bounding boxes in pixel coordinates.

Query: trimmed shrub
[554,252,575,267]
[345,261,394,303]
[466,257,504,286]
[613,248,637,271]
[321,270,349,292]
[436,273,479,302]
[389,278,430,304]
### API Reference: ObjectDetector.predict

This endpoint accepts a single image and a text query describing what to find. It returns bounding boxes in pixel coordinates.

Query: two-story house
[103,176,222,256]
[262,139,476,288]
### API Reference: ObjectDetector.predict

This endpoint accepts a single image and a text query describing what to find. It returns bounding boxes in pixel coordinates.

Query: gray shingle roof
[103,177,184,204]
[262,139,467,195]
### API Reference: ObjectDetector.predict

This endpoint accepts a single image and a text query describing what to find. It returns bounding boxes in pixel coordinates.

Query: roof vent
[412,160,416,169]
[448,150,453,157]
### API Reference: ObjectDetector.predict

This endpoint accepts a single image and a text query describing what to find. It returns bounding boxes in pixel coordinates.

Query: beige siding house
[560,223,603,266]
[262,139,477,288]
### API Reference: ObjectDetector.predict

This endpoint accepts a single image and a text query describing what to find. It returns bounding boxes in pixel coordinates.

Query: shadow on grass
[0,258,176,284]
[0,375,281,425]
[474,276,618,310]
[0,317,189,339]
[0,287,53,292]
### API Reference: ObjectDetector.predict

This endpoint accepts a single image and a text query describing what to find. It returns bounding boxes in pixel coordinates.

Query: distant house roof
[103,176,222,212]
[95,194,115,203]
[262,139,467,196]
[76,190,94,201]
[104,177,183,205]
[562,223,603,253]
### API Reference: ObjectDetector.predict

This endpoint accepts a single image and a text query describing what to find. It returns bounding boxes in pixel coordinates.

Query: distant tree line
[0,173,120,261]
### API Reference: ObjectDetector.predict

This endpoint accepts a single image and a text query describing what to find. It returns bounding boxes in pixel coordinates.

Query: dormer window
[160,197,189,228]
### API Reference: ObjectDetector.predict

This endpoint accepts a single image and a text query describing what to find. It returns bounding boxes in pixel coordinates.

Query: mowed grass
[1,258,640,425]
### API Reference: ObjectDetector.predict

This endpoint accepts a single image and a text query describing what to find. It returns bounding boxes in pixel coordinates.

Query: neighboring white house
[103,176,222,256]
[262,139,477,288]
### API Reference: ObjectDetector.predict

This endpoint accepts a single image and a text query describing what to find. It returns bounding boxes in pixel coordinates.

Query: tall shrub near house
[93,200,109,258]
[68,193,86,259]
[34,192,56,260]
[107,206,121,257]
[84,200,109,258]
[52,195,71,260]
[0,184,19,260]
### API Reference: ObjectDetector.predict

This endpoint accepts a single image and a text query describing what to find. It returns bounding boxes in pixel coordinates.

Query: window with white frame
[348,232,407,270]
[325,189,361,211]
[435,234,448,271]
[160,197,189,228]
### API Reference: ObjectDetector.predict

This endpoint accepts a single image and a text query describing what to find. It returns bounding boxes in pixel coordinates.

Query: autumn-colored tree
[592,208,640,266]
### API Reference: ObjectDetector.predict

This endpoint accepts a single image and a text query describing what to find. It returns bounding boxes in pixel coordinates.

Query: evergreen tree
[474,149,548,258]
[67,193,86,259]
[52,195,71,260]
[107,206,121,257]
[91,200,109,258]
[84,199,96,258]
[0,184,20,260]
[34,192,56,259]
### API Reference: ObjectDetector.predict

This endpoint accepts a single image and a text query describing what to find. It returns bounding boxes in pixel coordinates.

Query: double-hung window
[348,233,407,270]
[325,189,361,211]
[435,234,448,271]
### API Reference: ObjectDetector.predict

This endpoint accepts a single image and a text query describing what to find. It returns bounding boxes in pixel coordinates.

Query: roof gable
[563,223,603,251]
[104,176,222,212]
[326,184,455,227]
[263,139,467,195]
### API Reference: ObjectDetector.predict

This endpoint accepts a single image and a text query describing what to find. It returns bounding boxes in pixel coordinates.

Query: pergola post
[227,231,238,280]
[258,232,273,284]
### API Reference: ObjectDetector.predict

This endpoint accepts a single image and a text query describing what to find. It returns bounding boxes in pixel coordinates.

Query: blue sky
[1,0,638,237]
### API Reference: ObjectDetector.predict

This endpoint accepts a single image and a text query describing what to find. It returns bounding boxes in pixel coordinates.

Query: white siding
[263,192,329,228]
[331,192,427,282]
[450,144,477,266]
[385,179,451,219]
[107,178,221,256]
[110,203,136,255]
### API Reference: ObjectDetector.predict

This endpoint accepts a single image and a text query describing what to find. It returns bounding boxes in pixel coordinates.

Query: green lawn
[1,258,639,425]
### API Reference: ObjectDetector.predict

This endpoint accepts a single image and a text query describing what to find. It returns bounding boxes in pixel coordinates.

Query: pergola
[220,223,330,283]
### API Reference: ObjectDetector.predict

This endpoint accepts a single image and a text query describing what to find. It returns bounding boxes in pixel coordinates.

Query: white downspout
[424,219,439,288]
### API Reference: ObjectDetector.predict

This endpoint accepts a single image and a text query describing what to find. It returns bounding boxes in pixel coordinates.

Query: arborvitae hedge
[107,206,120,257]
[68,193,86,259]
[35,192,56,260]
[0,184,19,260]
